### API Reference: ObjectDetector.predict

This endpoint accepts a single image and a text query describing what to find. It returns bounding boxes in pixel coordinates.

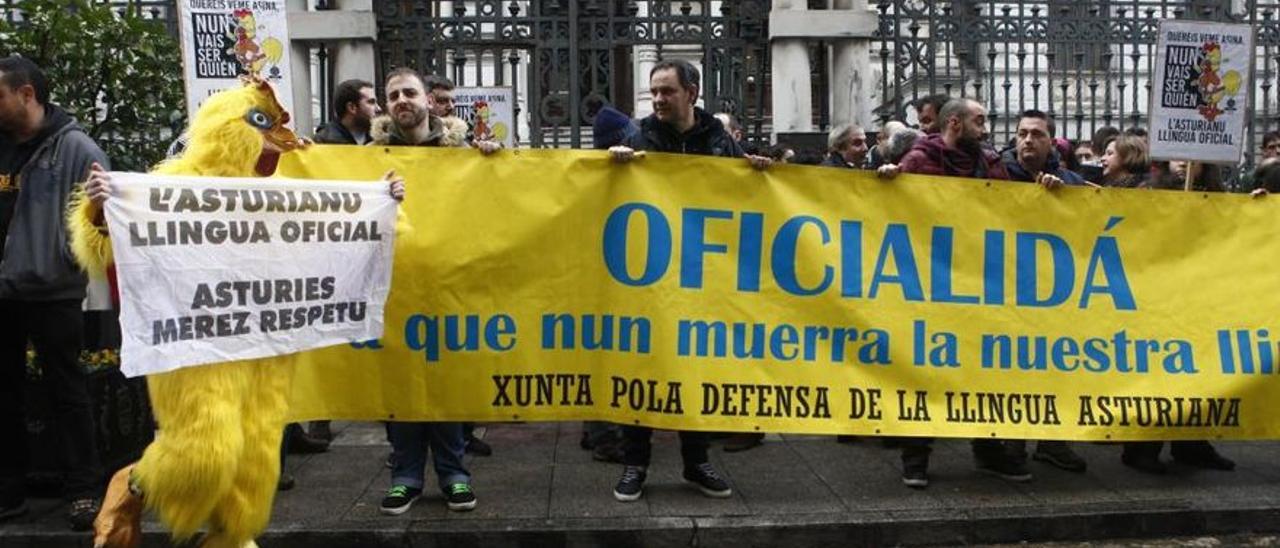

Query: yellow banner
[275,145,1280,441]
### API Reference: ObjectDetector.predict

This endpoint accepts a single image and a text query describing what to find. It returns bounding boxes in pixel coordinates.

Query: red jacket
[898,133,1009,180]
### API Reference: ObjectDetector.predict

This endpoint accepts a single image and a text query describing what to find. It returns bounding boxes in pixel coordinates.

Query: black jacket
[313,120,370,145]
[625,108,744,158]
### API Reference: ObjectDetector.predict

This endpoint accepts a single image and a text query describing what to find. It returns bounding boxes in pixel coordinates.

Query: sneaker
[66,498,100,532]
[1033,442,1087,472]
[976,456,1033,482]
[445,483,477,511]
[683,462,732,498]
[0,500,28,521]
[379,485,422,515]
[613,465,647,502]
[1172,444,1236,471]
[902,467,929,489]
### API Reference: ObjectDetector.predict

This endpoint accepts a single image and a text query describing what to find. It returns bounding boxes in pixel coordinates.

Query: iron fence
[872,0,1280,172]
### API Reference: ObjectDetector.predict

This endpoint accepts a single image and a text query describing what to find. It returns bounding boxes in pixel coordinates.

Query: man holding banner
[608,58,772,502]
[372,67,500,516]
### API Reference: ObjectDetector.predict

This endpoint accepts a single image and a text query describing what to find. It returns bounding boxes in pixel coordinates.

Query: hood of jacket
[910,133,1005,179]
[370,113,467,147]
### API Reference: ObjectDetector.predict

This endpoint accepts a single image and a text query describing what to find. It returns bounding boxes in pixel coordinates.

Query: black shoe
[1033,442,1087,472]
[286,423,330,454]
[308,420,334,442]
[580,430,594,450]
[278,473,296,491]
[902,467,929,489]
[66,498,100,532]
[1173,448,1236,471]
[613,466,647,502]
[683,462,732,498]
[380,485,422,515]
[0,500,28,521]
[976,455,1033,482]
[465,435,493,457]
[592,441,625,463]
[723,433,764,453]
[445,483,477,511]
[1121,453,1168,474]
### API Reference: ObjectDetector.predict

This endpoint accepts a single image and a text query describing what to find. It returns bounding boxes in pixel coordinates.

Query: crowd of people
[2,51,1278,532]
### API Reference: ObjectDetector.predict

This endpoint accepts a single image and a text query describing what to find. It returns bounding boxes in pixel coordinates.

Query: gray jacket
[0,119,108,301]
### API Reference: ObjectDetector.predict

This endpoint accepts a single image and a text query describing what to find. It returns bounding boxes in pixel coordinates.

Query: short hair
[1263,130,1280,148]
[1110,134,1150,175]
[885,128,922,164]
[938,98,980,127]
[914,94,949,114]
[1017,109,1055,137]
[424,74,455,93]
[332,78,373,118]
[650,59,701,93]
[1122,126,1148,138]
[827,123,864,151]
[0,56,50,105]
[385,67,426,90]
[1091,126,1120,157]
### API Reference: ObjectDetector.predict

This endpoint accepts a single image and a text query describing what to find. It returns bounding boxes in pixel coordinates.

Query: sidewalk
[5,422,1280,547]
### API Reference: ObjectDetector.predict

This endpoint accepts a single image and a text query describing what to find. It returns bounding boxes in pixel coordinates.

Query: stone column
[286,0,313,134]
[633,45,660,118]
[770,0,813,136]
[333,0,377,84]
[829,0,873,130]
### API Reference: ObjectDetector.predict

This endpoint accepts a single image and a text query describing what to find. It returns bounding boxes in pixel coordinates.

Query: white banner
[104,173,398,377]
[1149,20,1255,164]
[453,87,516,147]
[176,0,294,120]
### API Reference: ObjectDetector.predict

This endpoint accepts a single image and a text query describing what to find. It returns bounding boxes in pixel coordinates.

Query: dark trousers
[0,299,101,502]
[900,437,1009,470]
[1123,440,1215,460]
[621,426,709,468]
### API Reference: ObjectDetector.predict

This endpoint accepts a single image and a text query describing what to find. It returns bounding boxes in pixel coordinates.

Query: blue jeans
[387,422,470,491]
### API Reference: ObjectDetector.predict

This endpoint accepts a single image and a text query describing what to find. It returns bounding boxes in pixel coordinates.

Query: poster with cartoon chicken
[177,0,295,121]
[454,87,516,147]
[1150,20,1255,164]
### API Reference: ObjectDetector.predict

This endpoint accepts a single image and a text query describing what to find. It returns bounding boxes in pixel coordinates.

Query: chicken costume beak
[241,75,303,175]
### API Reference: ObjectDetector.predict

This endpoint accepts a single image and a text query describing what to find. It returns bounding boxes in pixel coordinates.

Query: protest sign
[1149,20,1255,163]
[176,0,294,120]
[453,87,516,147]
[103,173,398,377]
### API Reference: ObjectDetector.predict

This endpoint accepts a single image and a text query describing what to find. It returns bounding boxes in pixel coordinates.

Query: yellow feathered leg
[133,362,253,543]
[201,357,297,547]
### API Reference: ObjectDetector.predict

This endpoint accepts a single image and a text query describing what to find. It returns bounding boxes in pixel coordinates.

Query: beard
[353,114,373,134]
[394,105,427,131]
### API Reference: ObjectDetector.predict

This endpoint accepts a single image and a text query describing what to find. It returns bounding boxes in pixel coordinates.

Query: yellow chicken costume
[68,77,304,548]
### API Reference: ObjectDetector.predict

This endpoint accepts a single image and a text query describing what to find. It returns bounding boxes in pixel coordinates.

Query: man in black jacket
[607,59,770,503]
[0,56,105,531]
[312,79,380,145]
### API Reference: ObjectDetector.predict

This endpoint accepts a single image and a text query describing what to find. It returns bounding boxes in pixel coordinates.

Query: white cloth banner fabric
[1148,20,1254,164]
[104,173,398,377]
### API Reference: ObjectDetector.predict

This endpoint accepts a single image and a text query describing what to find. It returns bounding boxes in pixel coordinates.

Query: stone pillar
[633,45,660,118]
[770,0,813,136]
[333,0,376,85]
[829,0,873,130]
[286,0,313,134]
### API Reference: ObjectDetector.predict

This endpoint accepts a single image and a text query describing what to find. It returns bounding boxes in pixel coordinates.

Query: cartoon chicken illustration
[1196,41,1242,122]
[227,9,284,77]
[470,100,508,144]
[72,77,305,548]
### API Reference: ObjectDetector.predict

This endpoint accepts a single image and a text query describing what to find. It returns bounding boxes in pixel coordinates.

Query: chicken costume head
[79,77,304,548]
